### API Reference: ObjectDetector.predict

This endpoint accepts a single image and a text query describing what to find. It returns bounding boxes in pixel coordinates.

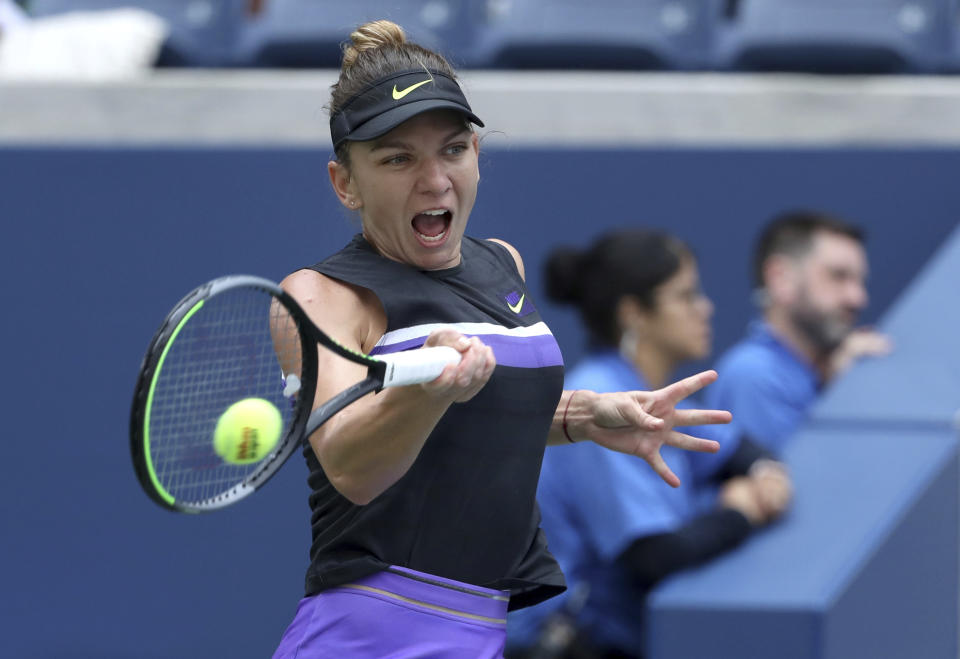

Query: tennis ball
[213,398,282,465]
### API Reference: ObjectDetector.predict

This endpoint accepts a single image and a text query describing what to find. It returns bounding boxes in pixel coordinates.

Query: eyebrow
[369,127,470,153]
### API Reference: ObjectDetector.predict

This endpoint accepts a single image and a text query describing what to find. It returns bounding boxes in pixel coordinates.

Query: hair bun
[544,246,586,304]
[343,20,407,68]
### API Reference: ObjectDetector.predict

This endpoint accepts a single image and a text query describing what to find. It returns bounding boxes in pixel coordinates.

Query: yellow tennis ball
[213,398,282,465]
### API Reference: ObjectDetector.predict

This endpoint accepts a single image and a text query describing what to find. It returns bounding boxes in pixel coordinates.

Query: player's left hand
[576,370,731,487]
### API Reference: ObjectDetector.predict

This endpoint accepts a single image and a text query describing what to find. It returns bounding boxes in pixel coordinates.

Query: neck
[764,308,827,373]
[626,342,676,390]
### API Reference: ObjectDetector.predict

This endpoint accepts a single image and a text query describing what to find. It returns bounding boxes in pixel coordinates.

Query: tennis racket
[129,274,461,514]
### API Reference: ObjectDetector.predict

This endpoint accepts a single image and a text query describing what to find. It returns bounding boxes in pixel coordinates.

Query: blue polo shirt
[707,321,821,455]
[507,350,741,653]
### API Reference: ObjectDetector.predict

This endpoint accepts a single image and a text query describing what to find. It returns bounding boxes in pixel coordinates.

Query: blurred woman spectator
[507,229,793,658]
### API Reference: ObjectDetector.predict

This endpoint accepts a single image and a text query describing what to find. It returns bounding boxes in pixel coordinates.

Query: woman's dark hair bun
[544,246,585,304]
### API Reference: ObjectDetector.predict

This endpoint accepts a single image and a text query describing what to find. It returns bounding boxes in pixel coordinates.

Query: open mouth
[411,209,452,245]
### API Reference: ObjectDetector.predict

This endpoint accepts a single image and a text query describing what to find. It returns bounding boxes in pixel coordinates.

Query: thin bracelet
[562,390,580,443]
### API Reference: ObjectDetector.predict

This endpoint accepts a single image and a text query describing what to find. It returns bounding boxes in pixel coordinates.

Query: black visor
[330,69,484,150]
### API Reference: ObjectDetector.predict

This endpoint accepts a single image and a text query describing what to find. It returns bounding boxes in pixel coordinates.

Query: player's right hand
[420,328,496,403]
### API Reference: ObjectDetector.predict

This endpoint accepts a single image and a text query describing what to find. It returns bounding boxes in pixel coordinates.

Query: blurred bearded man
[707,211,892,454]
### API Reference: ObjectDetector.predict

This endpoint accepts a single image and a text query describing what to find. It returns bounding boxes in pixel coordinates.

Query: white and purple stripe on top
[368,321,563,369]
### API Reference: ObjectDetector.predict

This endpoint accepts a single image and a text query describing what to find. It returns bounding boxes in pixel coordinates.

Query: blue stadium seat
[27,0,250,67]
[470,0,723,71]
[715,0,955,74]
[237,1,483,69]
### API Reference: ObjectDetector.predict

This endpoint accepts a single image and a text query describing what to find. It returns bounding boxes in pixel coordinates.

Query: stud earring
[619,328,639,361]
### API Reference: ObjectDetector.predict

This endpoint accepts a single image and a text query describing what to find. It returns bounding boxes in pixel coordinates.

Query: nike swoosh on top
[507,294,525,314]
[392,79,431,100]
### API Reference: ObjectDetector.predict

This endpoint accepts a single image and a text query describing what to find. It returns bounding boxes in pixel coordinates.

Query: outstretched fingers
[666,430,721,454]
[672,408,732,427]
[646,451,681,488]
[620,398,667,431]
[658,370,718,407]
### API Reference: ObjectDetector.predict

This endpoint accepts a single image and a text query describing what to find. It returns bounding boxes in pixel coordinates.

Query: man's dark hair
[753,210,865,288]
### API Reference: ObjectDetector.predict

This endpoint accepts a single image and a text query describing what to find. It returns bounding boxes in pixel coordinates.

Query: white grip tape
[377,346,462,388]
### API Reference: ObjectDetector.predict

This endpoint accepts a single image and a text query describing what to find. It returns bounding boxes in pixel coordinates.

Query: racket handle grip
[377,346,462,387]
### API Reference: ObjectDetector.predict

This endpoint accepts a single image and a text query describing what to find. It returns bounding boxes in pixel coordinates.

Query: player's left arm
[547,375,729,487]
[487,238,726,486]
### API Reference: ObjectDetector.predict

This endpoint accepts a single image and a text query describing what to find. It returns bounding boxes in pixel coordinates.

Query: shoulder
[715,337,782,380]
[282,268,352,306]
[711,341,803,416]
[281,268,386,352]
[484,238,525,280]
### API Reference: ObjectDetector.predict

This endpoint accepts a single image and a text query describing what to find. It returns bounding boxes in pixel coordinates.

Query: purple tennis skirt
[272,566,510,658]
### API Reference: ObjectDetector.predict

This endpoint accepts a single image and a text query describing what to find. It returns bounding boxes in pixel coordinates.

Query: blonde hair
[329,20,459,162]
[341,20,408,69]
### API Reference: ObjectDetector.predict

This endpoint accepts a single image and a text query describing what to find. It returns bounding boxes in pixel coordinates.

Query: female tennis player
[271,20,731,658]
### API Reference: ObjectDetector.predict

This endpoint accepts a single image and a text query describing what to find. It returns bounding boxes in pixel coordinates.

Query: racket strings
[147,288,303,505]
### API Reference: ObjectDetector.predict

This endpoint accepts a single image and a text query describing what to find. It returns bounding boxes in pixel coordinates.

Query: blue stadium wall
[1,145,957,658]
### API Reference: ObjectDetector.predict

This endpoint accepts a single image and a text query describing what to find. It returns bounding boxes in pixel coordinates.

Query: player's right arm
[279,269,495,505]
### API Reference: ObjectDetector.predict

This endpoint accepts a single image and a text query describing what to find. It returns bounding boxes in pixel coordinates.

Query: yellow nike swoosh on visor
[508,294,525,314]
[392,79,432,100]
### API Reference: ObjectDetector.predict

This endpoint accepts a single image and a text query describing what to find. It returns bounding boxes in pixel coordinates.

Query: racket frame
[130,274,456,513]
[130,275,324,513]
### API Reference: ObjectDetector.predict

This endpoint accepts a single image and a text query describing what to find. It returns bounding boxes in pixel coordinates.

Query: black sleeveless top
[301,234,566,610]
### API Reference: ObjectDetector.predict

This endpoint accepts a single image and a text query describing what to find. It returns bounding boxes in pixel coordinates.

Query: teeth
[414,209,449,243]
[417,228,448,242]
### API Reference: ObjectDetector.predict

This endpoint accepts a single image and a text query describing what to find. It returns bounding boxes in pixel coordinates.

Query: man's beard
[789,290,856,355]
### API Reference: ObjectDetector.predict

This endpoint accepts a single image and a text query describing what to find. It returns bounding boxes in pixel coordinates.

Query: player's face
[339,110,479,271]
[646,257,714,363]
[789,231,868,351]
